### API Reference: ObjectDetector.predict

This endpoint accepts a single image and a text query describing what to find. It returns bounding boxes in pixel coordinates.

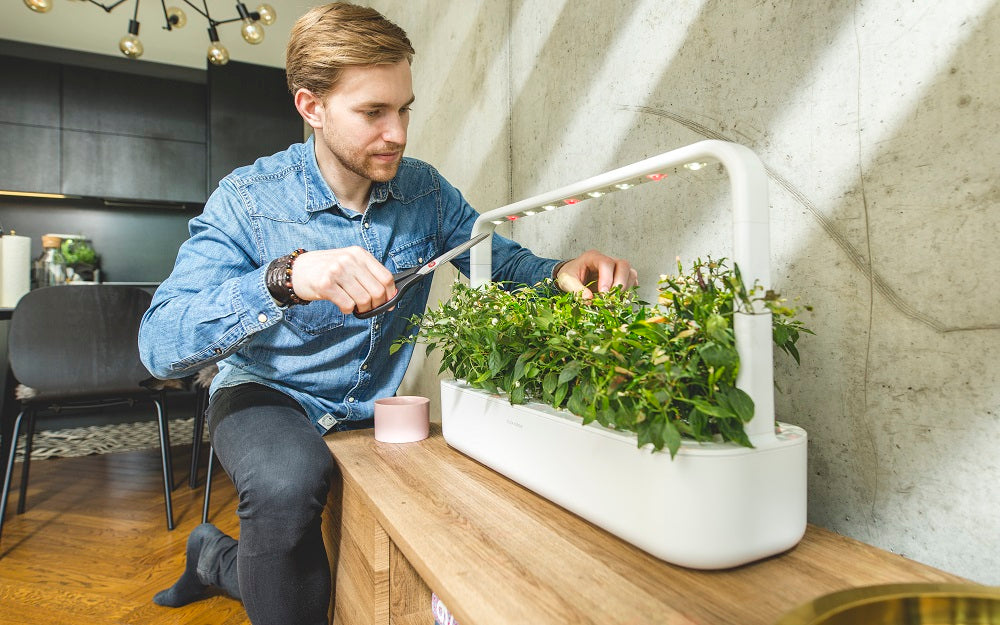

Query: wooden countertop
[326,424,964,625]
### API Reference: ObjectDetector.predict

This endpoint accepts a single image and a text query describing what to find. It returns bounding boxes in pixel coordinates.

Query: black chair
[0,285,176,553]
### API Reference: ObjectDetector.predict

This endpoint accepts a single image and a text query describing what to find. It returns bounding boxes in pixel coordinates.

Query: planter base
[441,379,807,569]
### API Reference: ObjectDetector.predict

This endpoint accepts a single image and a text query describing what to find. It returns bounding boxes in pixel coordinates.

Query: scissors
[353,232,490,319]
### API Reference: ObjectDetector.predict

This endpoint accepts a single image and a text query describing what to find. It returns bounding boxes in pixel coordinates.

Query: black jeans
[206,383,335,625]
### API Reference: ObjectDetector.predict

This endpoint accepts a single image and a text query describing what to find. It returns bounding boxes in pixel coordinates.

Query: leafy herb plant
[394,258,811,457]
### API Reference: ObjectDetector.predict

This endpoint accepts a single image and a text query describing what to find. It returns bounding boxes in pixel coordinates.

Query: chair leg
[16,409,37,515]
[153,397,175,531]
[159,391,175,492]
[189,387,207,489]
[0,410,27,553]
[202,445,214,524]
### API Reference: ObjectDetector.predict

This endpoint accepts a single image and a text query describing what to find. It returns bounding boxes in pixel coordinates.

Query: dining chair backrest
[8,285,155,402]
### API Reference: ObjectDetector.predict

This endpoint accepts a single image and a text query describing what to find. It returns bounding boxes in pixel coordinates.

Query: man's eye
[364,110,380,118]
[400,106,412,114]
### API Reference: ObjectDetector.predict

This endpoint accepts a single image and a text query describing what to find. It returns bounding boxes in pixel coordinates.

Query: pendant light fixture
[23,0,276,66]
[118,0,143,59]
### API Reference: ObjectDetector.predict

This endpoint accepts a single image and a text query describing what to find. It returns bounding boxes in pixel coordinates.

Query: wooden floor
[0,442,250,625]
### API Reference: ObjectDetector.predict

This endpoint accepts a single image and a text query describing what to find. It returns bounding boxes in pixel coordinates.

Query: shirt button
[257,313,267,323]
[348,397,356,403]
[418,257,424,263]
[361,363,368,371]
[363,222,371,229]
[373,323,380,332]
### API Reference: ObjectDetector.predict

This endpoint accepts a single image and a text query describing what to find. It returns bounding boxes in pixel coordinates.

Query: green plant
[394,258,812,457]
[60,238,97,266]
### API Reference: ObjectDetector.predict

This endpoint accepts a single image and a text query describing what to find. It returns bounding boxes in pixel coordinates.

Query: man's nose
[382,115,407,145]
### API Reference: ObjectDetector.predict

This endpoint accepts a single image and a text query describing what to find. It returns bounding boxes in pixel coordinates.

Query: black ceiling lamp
[22,0,276,65]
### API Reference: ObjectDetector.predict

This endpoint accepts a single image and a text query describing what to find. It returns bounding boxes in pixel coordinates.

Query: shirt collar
[301,135,403,213]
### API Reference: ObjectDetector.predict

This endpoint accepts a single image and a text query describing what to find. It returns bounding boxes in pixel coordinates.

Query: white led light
[587,191,604,198]
[684,162,707,171]
[614,183,633,190]
[524,210,537,215]
[542,204,557,211]
[491,219,504,225]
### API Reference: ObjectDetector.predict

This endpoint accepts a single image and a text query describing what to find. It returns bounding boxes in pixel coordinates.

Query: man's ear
[294,88,324,130]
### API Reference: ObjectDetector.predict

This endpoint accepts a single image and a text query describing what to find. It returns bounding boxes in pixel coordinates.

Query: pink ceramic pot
[374,396,430,443]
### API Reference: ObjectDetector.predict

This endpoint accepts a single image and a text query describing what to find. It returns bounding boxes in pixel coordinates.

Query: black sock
[153,523,220,607]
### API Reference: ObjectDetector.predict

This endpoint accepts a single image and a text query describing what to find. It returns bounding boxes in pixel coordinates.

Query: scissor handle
[353,268,423,320]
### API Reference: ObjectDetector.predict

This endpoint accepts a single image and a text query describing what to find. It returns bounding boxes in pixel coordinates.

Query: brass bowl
[775,584,1000,625]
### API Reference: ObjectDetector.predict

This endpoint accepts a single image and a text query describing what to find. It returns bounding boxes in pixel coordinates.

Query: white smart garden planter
[440,140,808,569]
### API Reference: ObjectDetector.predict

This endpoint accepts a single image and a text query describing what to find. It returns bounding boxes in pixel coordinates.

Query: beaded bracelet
[266,248,308,306]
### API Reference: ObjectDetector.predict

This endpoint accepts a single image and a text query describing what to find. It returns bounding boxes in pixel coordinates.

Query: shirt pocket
[284,299,346,335]
[388,235,436,274]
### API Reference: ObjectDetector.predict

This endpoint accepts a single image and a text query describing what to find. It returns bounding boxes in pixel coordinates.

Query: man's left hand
[555,249,638,299]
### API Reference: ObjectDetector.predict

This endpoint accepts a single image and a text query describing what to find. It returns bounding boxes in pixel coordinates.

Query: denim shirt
[139,136,558,432]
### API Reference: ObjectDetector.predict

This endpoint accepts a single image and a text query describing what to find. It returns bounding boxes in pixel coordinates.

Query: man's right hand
[289,247,397,314]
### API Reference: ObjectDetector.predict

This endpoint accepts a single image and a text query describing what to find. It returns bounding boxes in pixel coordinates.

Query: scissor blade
[416,232,490,275]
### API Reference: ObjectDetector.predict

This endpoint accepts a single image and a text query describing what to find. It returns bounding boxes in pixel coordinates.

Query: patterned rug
[15,417,208,461]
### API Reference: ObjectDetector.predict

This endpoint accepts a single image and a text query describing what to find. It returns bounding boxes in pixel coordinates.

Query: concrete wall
[385,0,1000,584]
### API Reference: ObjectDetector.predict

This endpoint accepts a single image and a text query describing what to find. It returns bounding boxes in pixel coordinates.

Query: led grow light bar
[469,139,776,442]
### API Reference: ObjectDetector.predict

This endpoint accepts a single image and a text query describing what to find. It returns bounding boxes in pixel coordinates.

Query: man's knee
[237,445,334,522]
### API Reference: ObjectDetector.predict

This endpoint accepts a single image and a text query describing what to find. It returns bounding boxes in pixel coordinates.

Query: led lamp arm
[469,139,776,441]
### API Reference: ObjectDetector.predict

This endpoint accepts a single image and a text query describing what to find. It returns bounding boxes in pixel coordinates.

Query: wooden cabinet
[0,43,301,205]
[208,60,302,193]
[60,65,207,203]
[0,56,61,194]
[61,128,208,203]
[324,425,966,625]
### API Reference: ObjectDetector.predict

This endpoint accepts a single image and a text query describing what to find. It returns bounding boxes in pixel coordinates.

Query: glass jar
[34,234,67,287]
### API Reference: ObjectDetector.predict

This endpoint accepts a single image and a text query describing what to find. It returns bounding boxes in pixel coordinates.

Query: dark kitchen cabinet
[61,129,207,202]
[0,124,60,195]
[0,56,61,126]
[208,60,302,193]
[62,67,206,142]
[0,40,300,206]
[60,65,207,203]
[0,55,61,194]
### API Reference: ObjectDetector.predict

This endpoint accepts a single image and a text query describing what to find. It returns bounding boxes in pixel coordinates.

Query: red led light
[646,173,667,181]
[564,198,580,204]
[507,215,518,220]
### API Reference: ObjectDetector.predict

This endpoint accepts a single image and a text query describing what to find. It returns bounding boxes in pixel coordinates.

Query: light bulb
[166,6,186,28]
[119,34,143,58]
[208,42,230,65]
[23,0,52,13]
[207,26,230,65]
[255,3,276,25]
[241,20,265,44]
[683,162,706,171]
[119,19,143,59]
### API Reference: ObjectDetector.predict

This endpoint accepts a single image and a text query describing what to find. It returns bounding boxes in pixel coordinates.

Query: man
[139,3,637,624]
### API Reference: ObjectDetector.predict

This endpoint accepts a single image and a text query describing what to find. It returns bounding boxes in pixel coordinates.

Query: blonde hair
[285,3,414,98]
